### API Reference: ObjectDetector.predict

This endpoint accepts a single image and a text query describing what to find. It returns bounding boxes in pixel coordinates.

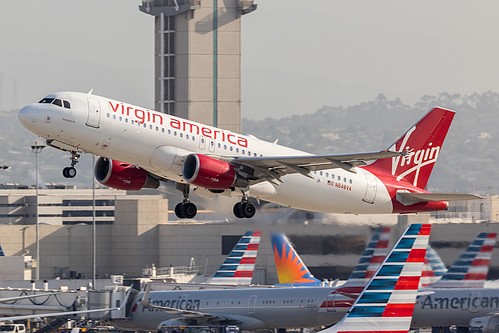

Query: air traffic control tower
[139,0,257,133]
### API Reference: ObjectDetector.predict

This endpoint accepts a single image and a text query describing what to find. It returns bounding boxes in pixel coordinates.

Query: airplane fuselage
[19,92,447,215]
[114,287,499,331]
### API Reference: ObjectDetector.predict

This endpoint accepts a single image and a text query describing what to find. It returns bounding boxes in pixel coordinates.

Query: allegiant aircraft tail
[271,233,321,286]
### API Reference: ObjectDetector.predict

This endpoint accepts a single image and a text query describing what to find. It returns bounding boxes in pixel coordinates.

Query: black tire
[233,202,243,218]
[175,203,185,218]
[66,167,77,178]
[62,167,76,178]
[242,202,256,218]
[182,202,197,219]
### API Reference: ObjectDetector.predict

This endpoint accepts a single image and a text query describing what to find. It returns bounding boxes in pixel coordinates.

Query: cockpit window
[63,100,71,109]
[53,99,63,107]
[39,98,55,104]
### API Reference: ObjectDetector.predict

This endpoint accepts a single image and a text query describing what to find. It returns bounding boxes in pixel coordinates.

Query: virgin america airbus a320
[18,91,479,219]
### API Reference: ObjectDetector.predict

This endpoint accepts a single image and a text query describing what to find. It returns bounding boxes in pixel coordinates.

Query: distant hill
[2,91,498,194]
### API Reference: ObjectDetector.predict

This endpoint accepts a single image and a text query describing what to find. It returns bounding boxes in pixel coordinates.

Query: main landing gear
[174,184,257,219]
[62,151,80,178]
[233,193,256,219]
[174,183,198,219]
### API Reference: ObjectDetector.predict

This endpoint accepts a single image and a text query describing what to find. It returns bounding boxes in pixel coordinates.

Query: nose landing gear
[62,151,80,178]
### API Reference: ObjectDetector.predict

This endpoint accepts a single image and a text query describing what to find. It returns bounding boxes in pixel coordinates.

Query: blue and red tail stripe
[208,230,261,285]
[430,232,496,288]
[319,223,430,333]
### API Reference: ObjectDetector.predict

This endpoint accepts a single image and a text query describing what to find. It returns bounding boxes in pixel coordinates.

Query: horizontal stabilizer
[397,191,482,206]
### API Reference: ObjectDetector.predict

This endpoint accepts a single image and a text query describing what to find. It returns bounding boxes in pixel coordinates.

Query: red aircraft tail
[364,107,455,189]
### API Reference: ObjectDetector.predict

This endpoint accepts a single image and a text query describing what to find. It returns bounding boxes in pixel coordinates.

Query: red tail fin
[365,107,455,189]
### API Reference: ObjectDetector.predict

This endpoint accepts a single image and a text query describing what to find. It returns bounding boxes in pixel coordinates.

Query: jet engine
[94,157,159,190]
[470,315,499,333]
[182,153,248,189]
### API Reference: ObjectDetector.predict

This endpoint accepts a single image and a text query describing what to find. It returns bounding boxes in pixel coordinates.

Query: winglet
[140,284,151,307]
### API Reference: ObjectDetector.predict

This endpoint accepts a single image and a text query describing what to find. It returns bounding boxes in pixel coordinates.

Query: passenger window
[52,99,62,107]
[63,100,71,109]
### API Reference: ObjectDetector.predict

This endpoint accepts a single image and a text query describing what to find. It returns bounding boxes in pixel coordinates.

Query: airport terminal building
[0,187,498,284]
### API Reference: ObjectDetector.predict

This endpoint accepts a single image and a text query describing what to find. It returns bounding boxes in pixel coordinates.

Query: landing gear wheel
[175,203,185,219]
[241,202,256,218]
[182,202,197,219]
[233,202,244,219]
[62,167,77,178]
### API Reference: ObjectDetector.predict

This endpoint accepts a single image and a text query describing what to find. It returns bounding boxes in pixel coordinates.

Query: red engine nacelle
[94,157,159,190]
[182,153,248,189]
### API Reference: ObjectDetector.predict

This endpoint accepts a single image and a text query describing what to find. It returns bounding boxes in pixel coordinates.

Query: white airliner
[18,92,479,219]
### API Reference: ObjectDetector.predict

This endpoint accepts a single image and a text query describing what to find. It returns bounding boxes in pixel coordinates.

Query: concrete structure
[0,198,498,284]
[433,195,499,223]
[139,0,257,133]
[0,188,163,225]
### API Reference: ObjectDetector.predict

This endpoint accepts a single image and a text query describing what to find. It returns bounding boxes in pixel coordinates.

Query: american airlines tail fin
[271,233,321,286]
[429,232,497,288]
[205,230,261,285]
[365,107,455,189]
[420,245,447,287]
[347,226,391,281]
[319,223,431,333]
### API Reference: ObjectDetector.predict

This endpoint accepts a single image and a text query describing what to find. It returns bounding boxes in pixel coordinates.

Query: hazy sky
[1,1,499,120]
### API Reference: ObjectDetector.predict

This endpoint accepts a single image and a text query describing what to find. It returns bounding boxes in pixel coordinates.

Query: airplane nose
[18,104,38,129]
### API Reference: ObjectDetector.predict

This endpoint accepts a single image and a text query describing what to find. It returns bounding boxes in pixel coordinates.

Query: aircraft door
[325,294,336,312]
[208,139,215,152]
[87,98,101,128]
[363,172,378,204]
[248,295,257,314]
[199,136,206,150]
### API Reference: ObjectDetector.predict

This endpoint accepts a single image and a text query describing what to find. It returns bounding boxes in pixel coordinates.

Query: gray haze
[1,1,499,119]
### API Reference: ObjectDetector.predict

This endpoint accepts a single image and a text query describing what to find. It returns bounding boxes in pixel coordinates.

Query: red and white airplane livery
[18,92,479,219]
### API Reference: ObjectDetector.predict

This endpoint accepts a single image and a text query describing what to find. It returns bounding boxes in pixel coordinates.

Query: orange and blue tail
[271,233,321,286]
[206,230,261,285]
[319,223,431,333]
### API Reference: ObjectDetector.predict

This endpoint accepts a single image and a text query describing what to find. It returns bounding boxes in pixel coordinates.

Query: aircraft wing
[229,150,402,183]
[397,192,483,206]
